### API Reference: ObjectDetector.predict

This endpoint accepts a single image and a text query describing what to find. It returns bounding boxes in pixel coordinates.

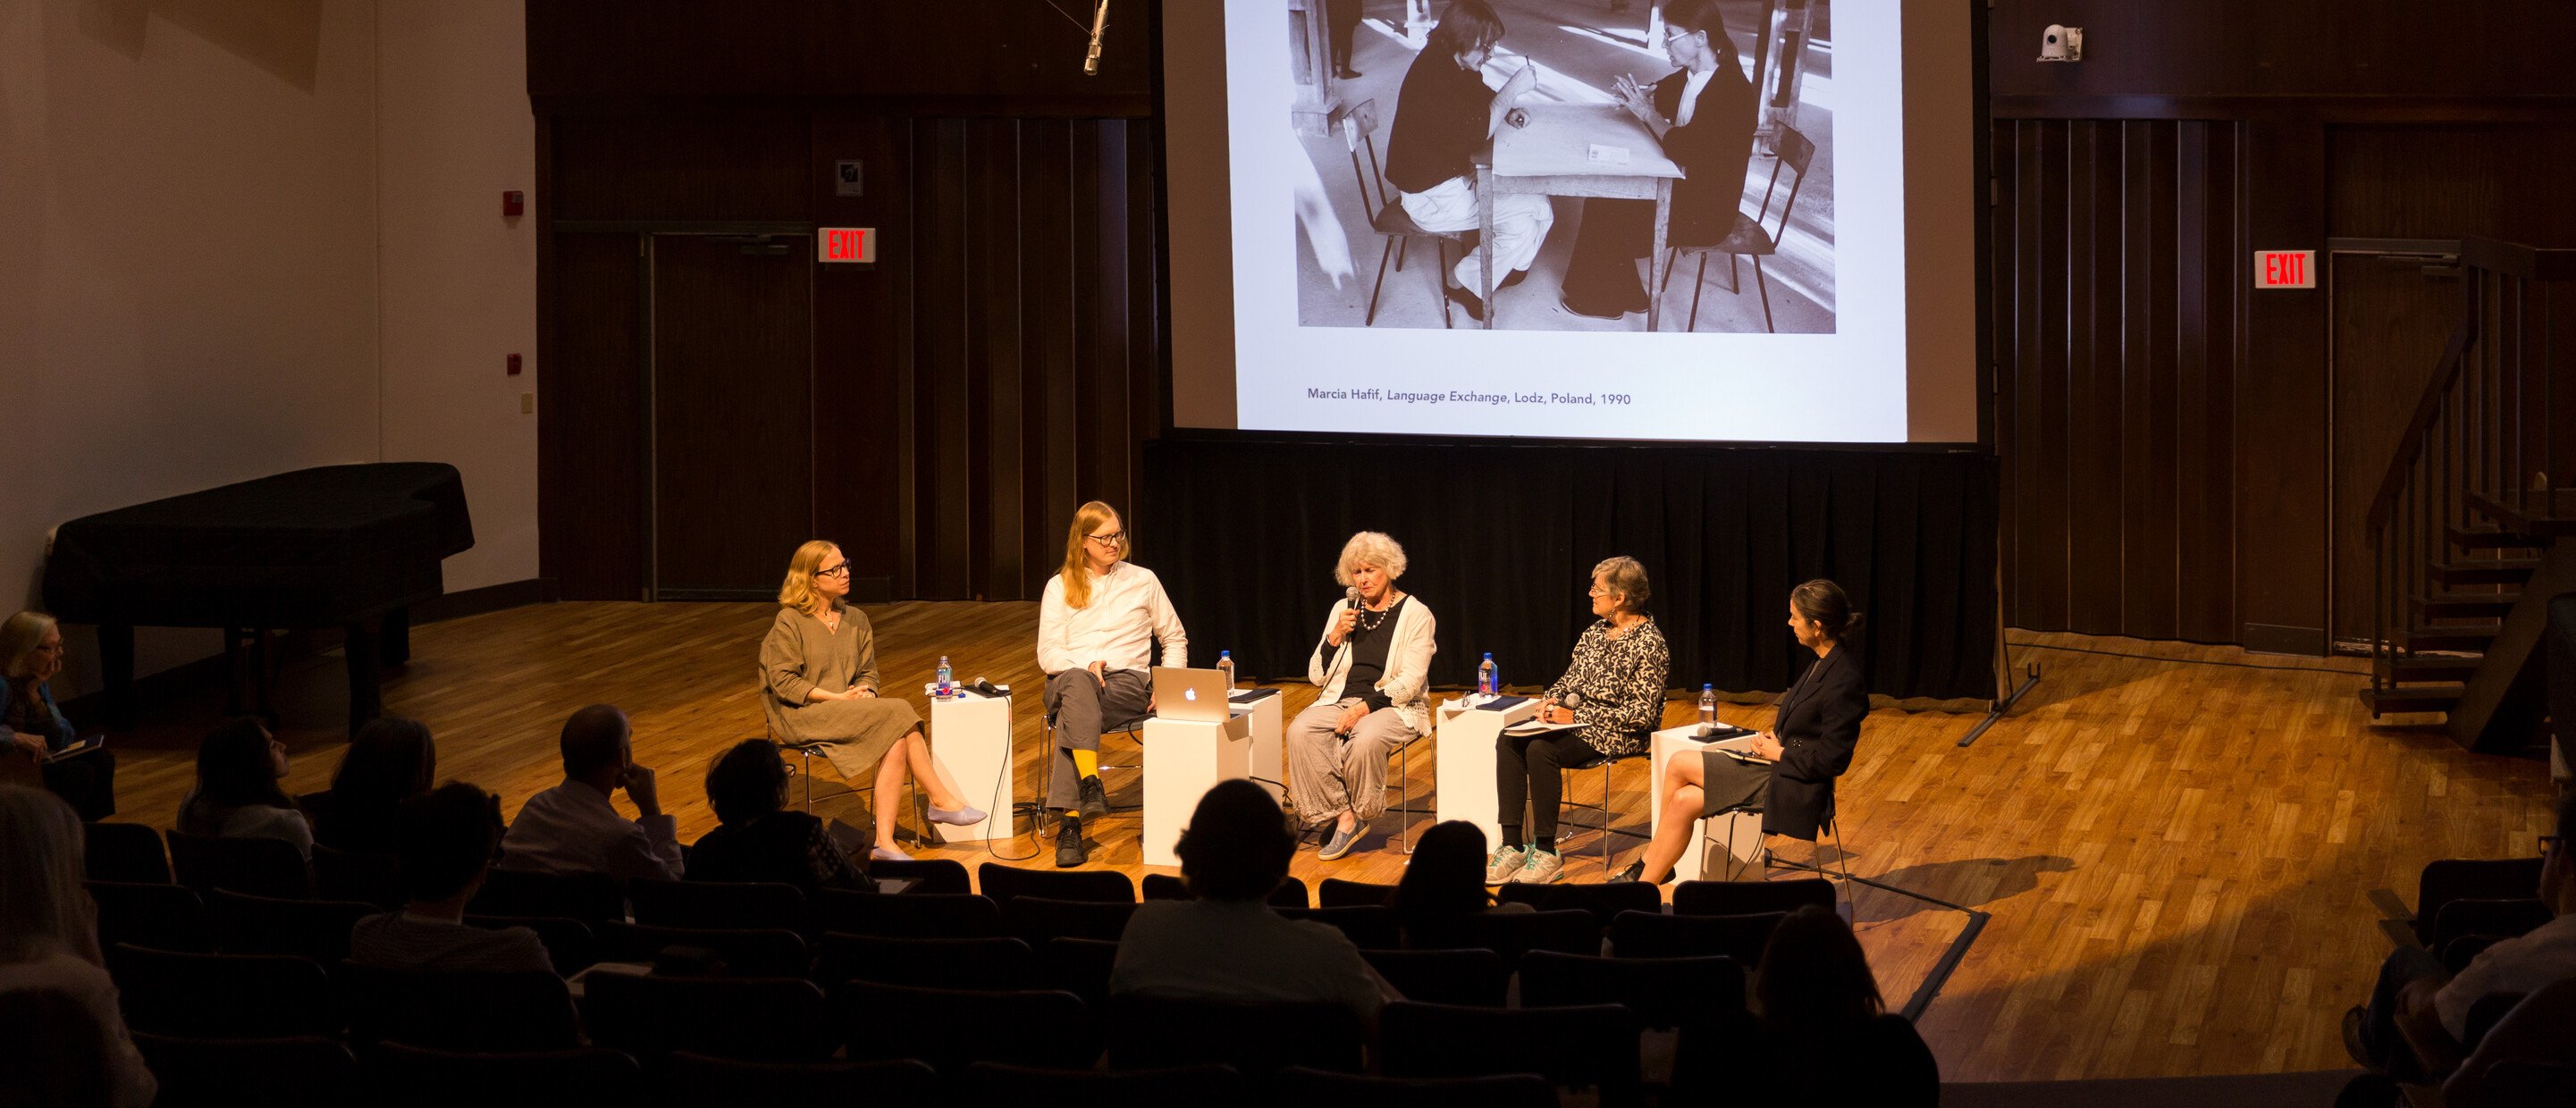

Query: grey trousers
[1043,667,1152,810]
[1284,699,1418,823]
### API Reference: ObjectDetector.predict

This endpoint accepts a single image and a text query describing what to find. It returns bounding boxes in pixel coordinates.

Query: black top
[1385,50,1494,193]
[1649,62,1760,244]
[308,790,400,857]
[1341,597,1408,712]
[686,810,871,894]
[1761,645,1867,840]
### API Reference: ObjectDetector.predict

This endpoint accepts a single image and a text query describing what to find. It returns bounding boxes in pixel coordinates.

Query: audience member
[2346,789,2576,1080]
[1753,904,1939,1104]
[1,611,116,819]
[349,782,551,973]
[309,715,437,855]
[0,785,157,1108]
[499,705,681,883]
[1389,819,1529,949]
[686,738,873,893]
[1111,779,1399,1021]
[175,718,312,859]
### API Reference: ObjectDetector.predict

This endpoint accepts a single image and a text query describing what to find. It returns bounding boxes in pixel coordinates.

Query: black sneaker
[1078,775,1109,819]
[1056,816,1088,868]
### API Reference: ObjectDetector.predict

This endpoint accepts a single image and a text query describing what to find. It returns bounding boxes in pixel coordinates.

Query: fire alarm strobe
[502,190,525,217]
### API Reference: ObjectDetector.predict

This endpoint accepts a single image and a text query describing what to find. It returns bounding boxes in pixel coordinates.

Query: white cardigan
[1306,595,1438,736]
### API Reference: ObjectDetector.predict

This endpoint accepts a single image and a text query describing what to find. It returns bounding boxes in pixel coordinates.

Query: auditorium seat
[1005,895,1137,945]
[660,1053,936,1106]
[108,944,336,1038]
[312,844,405,910]
[2433,897,2554,950]
[463,914,599,974]
[1103,995,1366,1074]
[1378,1001,1643,1106]
[832,981,1095,1074]
[864,857,972,894]
[1141,872,1309,906]
[1275,904,1402,950]
[83,821,172,884]
[2416,857,2546,945]
[813,934,1037,991]
[1670,877,1834,918]
[595,920,810,978]
[367,1043,642,1108]
[1043,936,1121,1010]
[583,973,837,1063]
[166,829,311,900]
[336,962,583,1052]
[1457,908,1600,967]
[1518,951,1747,1028]
[468,869,624,925]
[1359,948,1510,1007]
[812,889,1002,938]
[1317,877,1397,908]
[1609,909,1785,964]
[1496,880,1665,933]
[1273,1066,1560,1108]
[85,880,212,953]
[133,1032,355,1108]
[630,877,807,933]
[206,889,376,962]
[964,1061,1244,1104]
[978,862,1134,904]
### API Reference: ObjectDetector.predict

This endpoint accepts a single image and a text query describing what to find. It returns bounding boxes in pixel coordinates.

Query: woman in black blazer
[1616,580,1865,884]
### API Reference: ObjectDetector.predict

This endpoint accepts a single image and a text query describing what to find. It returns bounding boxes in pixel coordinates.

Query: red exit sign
[821,227,877,264]
[2255,249,2314,289]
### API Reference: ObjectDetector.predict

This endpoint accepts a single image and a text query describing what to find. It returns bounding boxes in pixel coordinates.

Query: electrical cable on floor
[2004,639,2368,676]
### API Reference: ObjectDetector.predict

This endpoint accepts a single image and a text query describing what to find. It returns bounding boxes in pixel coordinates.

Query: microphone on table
[970,677,1004,699]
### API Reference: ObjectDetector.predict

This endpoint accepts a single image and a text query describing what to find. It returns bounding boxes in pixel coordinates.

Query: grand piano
[44,463,475,734]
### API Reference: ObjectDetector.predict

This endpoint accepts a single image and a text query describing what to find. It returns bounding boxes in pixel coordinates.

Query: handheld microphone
[1345,586,1363,610]
[971,677,1004,699]
[1562,691,1583,709]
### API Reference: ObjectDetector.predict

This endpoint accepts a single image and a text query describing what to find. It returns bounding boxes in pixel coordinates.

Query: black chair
[660,1053,937,1105]
[813,933,1037,990]
[2484,1060,2576,1108]
[1326,97,1467,328]
[964,1062,1244,1104]
[833,981,1096,1073]
[1610,909,1786,964]
[1663,123,1816,333]
[85,880,212,953]
[583,973,837,1062]
[463,914,599,974]
[166,829,310,899]
[812,889,1003,937]
[1274,1066,1559,1108]
[1006,895,1137,945]
[1360,948,1510,1007]
[865,857,972,894]
[629,877,807,932]
[1104,994,1367,1074]
[2,987,112,1108]
[2415,857,2546,945]
[1670,877,1835,918]
[335,962,583,1051]
[1317,877,1397,908]
[1379,1001,1644,1107]
[107,944,335,1038]
[2444,933,2510,974]
[367,1043,642,1108]
[1141,873,1309,906]
[206,889,376,962]
[2433,897,2554,950]
[83,821,172,884]
[1496,881,1664,933]
[596,920,810,978]
[1519,951,1747,1028]
[1044,936,1123,1010]
[1275,904,1402,950]
[1457,908,1599,967]
[467,869,625,925]
[132,1033,355,1108]
[312,844,406,910]
[978,862,1134,904]
[1556,748,1651,871]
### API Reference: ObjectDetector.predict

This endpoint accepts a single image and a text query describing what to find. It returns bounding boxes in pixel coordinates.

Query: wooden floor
[94,600,2560,1083]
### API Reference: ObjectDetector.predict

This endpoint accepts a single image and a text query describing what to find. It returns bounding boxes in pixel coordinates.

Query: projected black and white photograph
[1284,0,1835,332]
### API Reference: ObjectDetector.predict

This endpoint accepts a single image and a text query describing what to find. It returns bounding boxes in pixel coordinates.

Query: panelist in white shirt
[1038,500,1188,867]
[1289,532,1436,862]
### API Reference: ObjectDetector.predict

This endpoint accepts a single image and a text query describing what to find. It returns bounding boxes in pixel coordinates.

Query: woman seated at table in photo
[0,612,116,820]
[1616,579,1865,885]
[176,718,312,859]
[1488,556,1671,886]
[762,540,983,862]
[1384,0,1550,323]
[1289,532,1436,861]
[1558,0,1759,320]
[1039,500,1189,868]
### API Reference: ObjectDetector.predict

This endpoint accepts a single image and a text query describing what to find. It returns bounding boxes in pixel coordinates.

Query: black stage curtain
[1140,440,1999,702]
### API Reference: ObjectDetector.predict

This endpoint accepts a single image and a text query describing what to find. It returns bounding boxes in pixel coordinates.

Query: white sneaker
[1485,845,1529,885]
[1511,848,1565,884]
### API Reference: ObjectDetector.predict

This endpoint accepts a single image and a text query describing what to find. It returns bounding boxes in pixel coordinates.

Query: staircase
[2364,238,2576,751]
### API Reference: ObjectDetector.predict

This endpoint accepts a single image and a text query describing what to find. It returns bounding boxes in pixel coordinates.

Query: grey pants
[1284,699,1418,823]
[1043,667,1152,810]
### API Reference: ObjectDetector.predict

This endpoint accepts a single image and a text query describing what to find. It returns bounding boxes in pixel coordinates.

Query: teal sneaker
[1485,844,1529,885]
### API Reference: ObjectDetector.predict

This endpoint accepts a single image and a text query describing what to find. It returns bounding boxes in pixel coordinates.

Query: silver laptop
[1152,667,1233,724]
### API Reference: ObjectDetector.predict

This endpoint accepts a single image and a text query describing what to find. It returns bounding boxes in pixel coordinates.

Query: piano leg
[98,625,136,732]
[343,618,383,735]
[381,607,411,667]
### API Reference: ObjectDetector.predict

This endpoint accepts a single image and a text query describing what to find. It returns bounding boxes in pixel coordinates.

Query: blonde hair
[0,785,95,966]
[1334,532,1409,587]
[1058,501,1129,610]
[1592,556,1651,614]
[777,541,844,617]
[0,611,55,681]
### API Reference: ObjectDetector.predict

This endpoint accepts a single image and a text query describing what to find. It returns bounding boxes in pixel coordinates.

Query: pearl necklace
[1356,594,1399,633]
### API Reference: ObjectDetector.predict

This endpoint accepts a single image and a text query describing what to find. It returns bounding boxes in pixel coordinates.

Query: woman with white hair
[0,785,156,1107]
[1290,532,1437,861]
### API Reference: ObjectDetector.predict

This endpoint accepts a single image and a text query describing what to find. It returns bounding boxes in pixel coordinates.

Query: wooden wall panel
[541,233,645,600]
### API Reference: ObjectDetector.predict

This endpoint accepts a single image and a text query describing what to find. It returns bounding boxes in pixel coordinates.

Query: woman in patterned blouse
[1487,556,1671,886]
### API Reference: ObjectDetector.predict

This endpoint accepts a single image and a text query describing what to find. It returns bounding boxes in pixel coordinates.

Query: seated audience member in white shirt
[1037,500,1188,868]
[351,782,551,974]
[1112,780,1399,1024]
[498,704,682,884]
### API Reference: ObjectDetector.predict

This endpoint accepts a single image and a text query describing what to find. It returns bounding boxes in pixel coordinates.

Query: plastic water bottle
[935,655,953,700]
[1216,651,1235,690]
[1698,684,1717,726]
[1478,653,1498,697]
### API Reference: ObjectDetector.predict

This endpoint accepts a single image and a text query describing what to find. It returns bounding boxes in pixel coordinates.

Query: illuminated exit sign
[821,227,877,264]
[2254,249,2314,289]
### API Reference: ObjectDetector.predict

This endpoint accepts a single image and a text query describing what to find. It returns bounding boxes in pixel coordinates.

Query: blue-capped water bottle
[1216,651,1235,689]
[1477,653,1498,696]
[1698,684,1717,726]
[936,655,953,699]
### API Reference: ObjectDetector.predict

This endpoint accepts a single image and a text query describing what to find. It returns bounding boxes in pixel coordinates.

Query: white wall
[0,0,536,692]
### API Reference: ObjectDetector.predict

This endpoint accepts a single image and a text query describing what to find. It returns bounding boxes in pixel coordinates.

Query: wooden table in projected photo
[1475,103,1684,332]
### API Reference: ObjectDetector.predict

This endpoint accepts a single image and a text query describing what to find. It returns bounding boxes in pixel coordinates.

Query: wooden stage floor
[92,600,2560,1083]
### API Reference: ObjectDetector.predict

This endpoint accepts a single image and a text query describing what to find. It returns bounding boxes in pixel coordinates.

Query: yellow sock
[1072,749,1099,779]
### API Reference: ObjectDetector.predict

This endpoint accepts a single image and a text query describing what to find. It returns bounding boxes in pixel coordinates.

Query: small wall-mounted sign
[835,160,864,197]
[2254,249,2315,290]
[821,227,877,264]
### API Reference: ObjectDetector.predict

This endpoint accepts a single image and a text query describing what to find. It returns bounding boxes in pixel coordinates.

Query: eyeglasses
[1086,532,1126,548]
[1664,28,1705,46]
[816,563,852,579]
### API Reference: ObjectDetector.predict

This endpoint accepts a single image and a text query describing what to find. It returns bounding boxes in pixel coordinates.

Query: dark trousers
[1562,197,1731,315]
[1326,0,1362,71]
[1495,730,1602,846]
[42,748,116,821]
[1043,668,1152,810]
[2359,945,2446,1082]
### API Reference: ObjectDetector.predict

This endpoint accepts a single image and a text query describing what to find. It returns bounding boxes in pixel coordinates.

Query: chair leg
[1753,255,1774,332]
[1686,254,1708,332]
[1435,241,1453,330]
[1365,236,1397,326]
[1393,235,1408,273]
[1727,253,1741,295]
[1599,764,1614,872]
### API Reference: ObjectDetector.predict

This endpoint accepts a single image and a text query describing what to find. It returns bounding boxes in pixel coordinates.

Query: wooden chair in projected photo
[1662,123,1814,333]
[1332,97,1468,329]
